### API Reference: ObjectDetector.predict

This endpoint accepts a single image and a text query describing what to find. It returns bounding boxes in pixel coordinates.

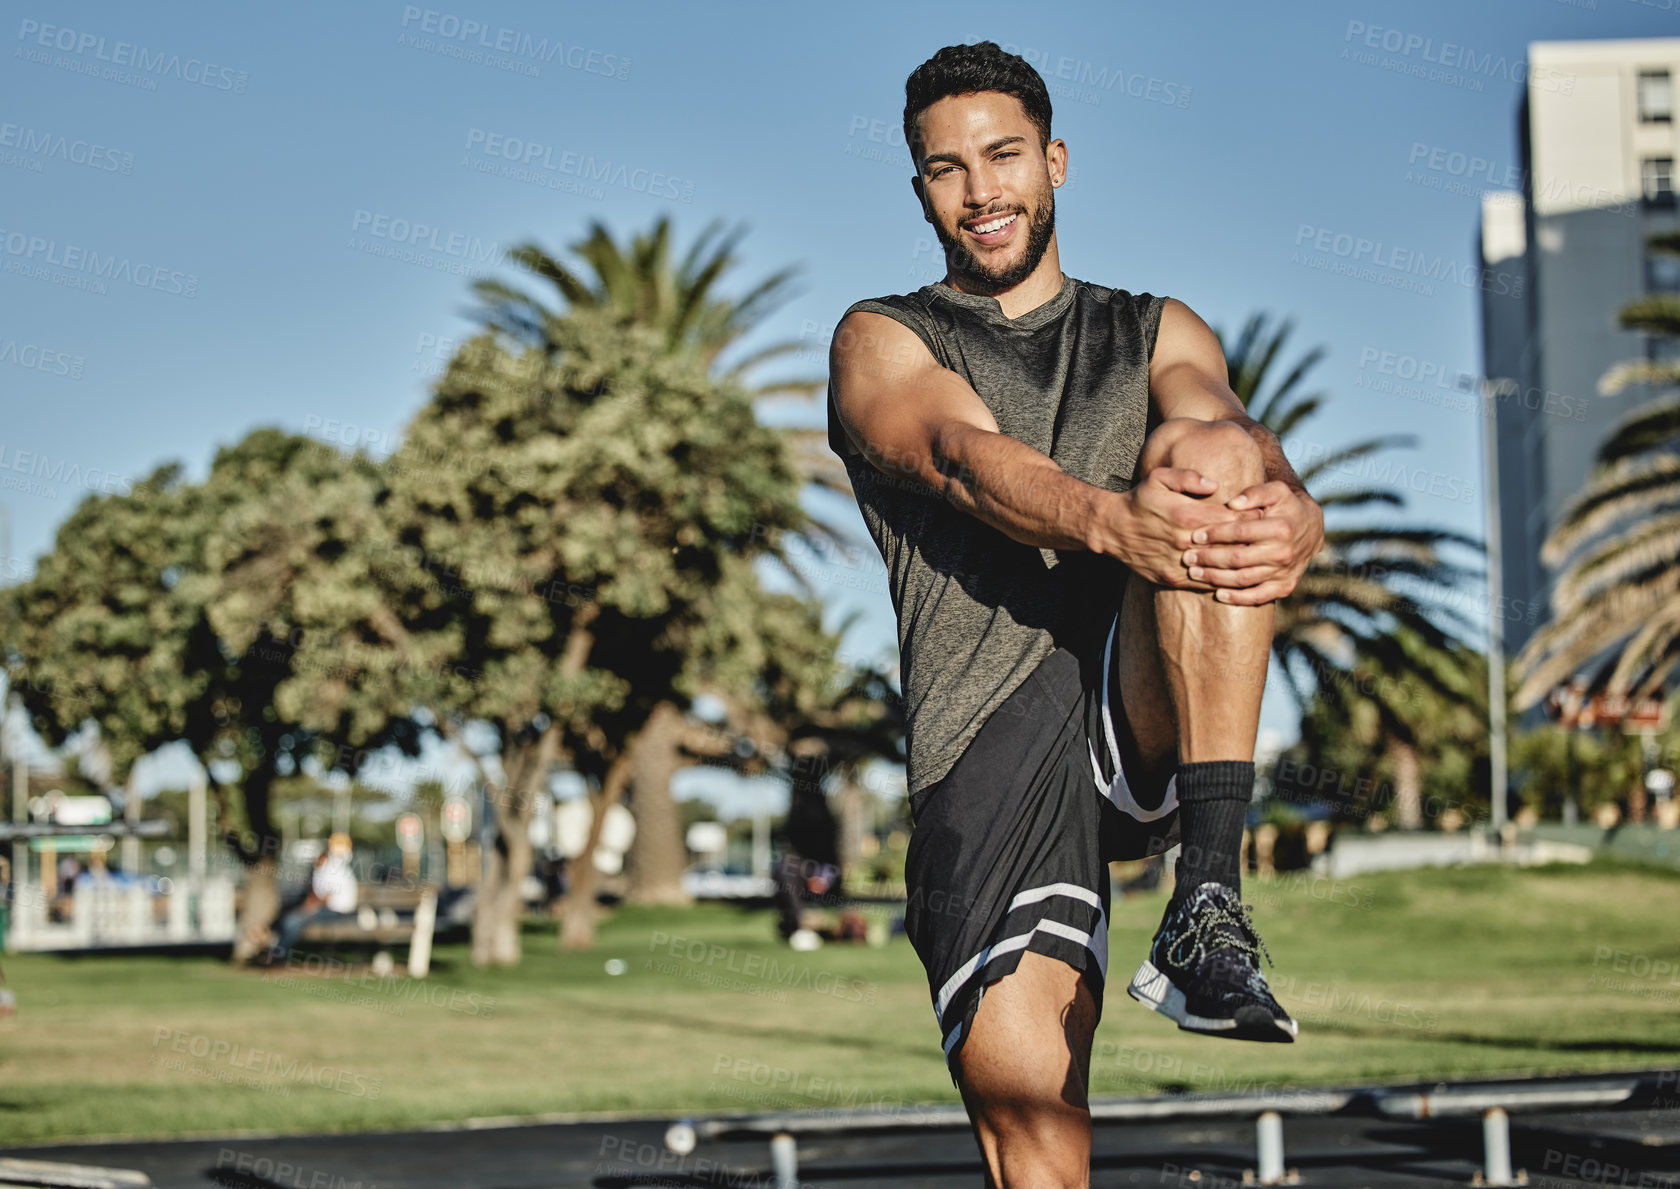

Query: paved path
[6,1104,1679,1188]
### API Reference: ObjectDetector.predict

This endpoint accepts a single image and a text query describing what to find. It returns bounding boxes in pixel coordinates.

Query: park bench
[287,883,448,977]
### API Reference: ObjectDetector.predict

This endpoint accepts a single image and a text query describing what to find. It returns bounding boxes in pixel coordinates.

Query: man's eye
[931,166,955,179]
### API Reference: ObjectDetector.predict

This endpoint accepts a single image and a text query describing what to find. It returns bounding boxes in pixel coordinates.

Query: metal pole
[769,1132,798,1188]
[1255,1110,1285,1184]
[10,704,25,938]
[1480,1106,1518,1186]
[1480,380,1508,834]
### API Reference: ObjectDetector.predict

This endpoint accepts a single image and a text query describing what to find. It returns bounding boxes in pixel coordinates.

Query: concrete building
[1480,38,1680,660]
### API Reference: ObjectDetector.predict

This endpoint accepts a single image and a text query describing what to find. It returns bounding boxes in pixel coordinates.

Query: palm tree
[469,216,856,564]
[1219,313,1486,814]
[1513,230,1680,710]
[469,218,899,913]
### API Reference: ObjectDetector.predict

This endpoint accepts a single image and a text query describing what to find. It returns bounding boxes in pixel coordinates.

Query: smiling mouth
[963,210,1019,245]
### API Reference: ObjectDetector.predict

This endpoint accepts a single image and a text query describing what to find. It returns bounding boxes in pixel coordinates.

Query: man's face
[910,91,1064,293]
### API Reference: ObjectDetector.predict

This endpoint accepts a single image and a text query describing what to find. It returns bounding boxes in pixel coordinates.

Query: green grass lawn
[3,858,1679,1144]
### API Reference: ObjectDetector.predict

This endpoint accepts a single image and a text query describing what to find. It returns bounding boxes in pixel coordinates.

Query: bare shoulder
[829,308,938,382]
[1151,297,1225,377]
[1155,297,1218,352]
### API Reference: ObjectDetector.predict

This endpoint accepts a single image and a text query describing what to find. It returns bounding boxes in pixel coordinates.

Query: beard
[931,178,1056,295]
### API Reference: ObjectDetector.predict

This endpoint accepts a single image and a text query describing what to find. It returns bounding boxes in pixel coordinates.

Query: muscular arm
[829,310,1232,575]
[1150,298,1308,498]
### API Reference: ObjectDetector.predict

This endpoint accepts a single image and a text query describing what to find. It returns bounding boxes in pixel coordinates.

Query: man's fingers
[1150,467,1218,495]
[1227,480,1291,512]
[1187,564,1275,588]
[1213,580,1294,606]
[1186,542,1293,570]
[1194,517,1294,545]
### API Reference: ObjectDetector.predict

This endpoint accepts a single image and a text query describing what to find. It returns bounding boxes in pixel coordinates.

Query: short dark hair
[902,41,1053,162]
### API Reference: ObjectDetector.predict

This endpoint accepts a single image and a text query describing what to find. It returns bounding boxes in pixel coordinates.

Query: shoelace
[1164,896,1274,973]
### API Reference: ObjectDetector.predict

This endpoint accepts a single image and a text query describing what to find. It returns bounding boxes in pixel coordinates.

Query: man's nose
[965,162,1001,210]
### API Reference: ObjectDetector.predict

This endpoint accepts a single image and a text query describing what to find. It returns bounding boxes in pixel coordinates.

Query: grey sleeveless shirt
[825,274,1167,795]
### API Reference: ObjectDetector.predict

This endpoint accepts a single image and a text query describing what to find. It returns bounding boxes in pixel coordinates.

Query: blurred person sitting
[268,833,358,959]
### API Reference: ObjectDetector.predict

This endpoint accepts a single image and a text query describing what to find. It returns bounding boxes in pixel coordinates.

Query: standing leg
[955,951,1097,1189]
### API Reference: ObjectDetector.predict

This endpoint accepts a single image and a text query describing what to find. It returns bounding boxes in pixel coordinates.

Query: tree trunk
[470,722,559,967]
[231,766,283,964]
[559,746,636,950]
[1629,772,1649,825]
[838,772,866,882]
[625,701,693,907]
[1391,739,1422,830]
[786,739,841,896]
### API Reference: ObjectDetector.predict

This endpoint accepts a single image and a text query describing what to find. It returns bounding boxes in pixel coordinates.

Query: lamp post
[1478,379,1508,834]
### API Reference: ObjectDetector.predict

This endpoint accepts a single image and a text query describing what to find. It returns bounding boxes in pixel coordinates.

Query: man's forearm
[930,420,1119,554]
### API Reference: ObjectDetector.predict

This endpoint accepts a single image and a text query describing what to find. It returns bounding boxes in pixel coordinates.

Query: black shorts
[902,608,1182,1078]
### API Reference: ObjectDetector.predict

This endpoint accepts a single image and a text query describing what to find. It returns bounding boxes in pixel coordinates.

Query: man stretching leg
[825,42,1324,1186]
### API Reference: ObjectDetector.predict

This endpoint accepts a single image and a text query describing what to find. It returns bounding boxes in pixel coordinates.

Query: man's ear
[1047,137,1068,188]
[911,175,933,225]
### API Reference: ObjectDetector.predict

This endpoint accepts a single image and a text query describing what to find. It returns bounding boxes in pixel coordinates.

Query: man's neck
[942,243,1065,319]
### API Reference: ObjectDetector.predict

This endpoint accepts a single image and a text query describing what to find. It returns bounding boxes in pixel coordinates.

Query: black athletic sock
[1171,760,1254,902]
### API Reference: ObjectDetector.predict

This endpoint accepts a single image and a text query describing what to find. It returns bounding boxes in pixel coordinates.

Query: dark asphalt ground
[7,1103,1680,1189]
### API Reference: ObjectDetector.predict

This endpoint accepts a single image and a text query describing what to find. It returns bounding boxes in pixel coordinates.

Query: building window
[1643,157,1676,207]
[1640,70,1674,124]
[1650,251,1680,292]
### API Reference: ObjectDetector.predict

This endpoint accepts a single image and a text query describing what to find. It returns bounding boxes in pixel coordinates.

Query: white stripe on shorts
[935,909,1109,1020]
[1092,610,1180,822]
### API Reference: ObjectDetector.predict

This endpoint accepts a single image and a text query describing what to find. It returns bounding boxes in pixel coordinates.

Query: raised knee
[1140,417,1264,499]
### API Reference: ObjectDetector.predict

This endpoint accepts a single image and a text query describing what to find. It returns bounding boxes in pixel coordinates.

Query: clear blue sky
[1,0,1664,815]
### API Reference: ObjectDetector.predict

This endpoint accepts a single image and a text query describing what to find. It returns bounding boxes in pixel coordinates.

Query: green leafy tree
[466,216,877,913]
[302,302,811,959]
[1,431,422,960]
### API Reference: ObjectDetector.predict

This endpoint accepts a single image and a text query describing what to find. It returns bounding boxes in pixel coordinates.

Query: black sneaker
[1126,881,1297,1042]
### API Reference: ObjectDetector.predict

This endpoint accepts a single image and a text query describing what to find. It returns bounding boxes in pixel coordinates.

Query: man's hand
[1181,480,1324,605]
[1110,466,1257,590]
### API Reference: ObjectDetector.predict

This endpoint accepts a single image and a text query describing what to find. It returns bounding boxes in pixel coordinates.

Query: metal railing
[664,1069,1679,1187]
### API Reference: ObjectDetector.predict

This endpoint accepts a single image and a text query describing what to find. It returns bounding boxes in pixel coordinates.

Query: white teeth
[970,212,1017,235]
